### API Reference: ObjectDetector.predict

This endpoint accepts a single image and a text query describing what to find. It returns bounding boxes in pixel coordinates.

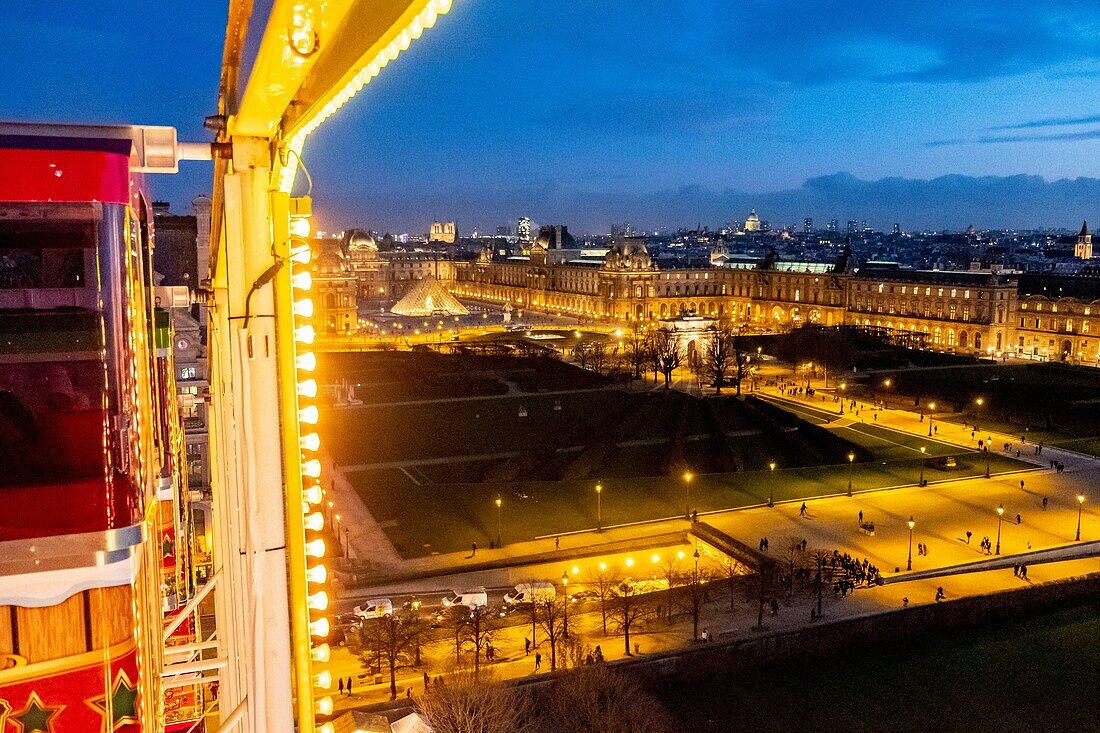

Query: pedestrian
[407,687,412,698]
[800,502,808,517]
[347,677,353,696]
[764,537,769,551]
[1013,562,1019,577]
[1016,513,1022,525]
[771,598,779,616]
[935,586,945,602]
[555,536,560,550]
[759,537,765,551]
[594,645,604,663]
[1016,450,1020,458]
[702,627,709,642]
[1020,479,1025,491]
[858,509,864,524]
[525,637,531,656]
[535,652,542,670]
[585,652,594,665]
[1021,565,1028,579]
[1042,496,1048,510]
[934,425,938,435]
[692,509,699,523]
[471,542,477,557]
[965,530,972,544]
[339,677,345,696]
[424,672,430,689]
[810,608,817,622]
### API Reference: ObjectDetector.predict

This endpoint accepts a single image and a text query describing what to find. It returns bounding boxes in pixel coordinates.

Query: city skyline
[6,2,1100,232]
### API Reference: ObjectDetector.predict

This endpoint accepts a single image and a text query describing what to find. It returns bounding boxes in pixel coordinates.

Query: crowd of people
[826,549,881,593]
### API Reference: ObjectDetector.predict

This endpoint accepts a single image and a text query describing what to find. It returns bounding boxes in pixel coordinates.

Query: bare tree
[652,328,684,389]
[536,596,569,671]
[417,671,534,733]
[624,321,650,379]
[780,535,808,597]
[464,604,500,679]
[539,665,677,733]
[585,564,622,636]
[698,324,733,394]
[609,580,649,656]
[715,554,749,611]
[358,614,419,700]
[587,341,609,375]
[677,553,718,641]
[730,339,752,396]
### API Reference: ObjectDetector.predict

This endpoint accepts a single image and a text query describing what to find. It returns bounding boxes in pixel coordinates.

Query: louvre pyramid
[390,275,470,317]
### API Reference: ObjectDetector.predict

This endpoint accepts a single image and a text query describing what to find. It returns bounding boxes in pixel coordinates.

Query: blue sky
[5,1,1100,232]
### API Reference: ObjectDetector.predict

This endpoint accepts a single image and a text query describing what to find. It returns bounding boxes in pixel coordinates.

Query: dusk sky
[6,1,1100,233]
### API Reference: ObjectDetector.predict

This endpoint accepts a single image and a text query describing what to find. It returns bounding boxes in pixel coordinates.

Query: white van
[503,581,556,605]
[440,588,488,609]
[352,598,393,619]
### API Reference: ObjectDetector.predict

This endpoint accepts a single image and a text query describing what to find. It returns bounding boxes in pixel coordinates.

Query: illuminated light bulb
[409,17,423,39]
[289,217,311,238]
[308,591,329,611]
[314,670,333,689]
[295,324,316,344]
[421,5,438,28]
[318,724,335,733]
[301,432,321,452]
[398,29,411,50]
[294,298,314,318]
[303,459,322,478]
[306,564,328,584]
[304,512,324,531]
[385,42,399,61]
[305,538,326,558]
[316,696,334,715]
[297,378,318,398]
[309,617,330,637]
[299,405,319,425]
[312,643,331,663]
[290,245,311,264]
[296,352,317,371]
[435,0,453,14]
[303,484,323,505]
[292,271,312,290]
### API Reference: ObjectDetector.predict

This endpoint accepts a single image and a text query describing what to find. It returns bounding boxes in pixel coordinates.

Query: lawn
[664,601,1100,733]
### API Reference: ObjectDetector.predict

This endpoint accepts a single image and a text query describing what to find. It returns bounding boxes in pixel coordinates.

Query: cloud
[923,139,967,148]
[978,129,1100,144]
[988,114,1100,130]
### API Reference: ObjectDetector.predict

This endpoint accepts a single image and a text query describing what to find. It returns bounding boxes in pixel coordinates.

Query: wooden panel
[0,606,13,655]
[88,585,134,649]
[14,593,86,663]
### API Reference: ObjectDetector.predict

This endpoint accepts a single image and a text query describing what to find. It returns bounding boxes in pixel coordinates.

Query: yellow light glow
[304,485,323,504]
[301,432,321,452]
[314,670,332,689]
[625,557,634,567]
[316,696,334,715]
[308,591,329,611]
[296,352,317,371]
[299,405,319,424]
[290,245,312,265]
[677,550,685,560]
[311,643,331,663]
[306,564,328,585]
[298,379,318,398]
[295,324,316,344]
[309,617,330,637]
[292,271,313,291]
[290,217,312,238]
[304,512,324,531]
[305,539,326,558]
[318,724,335,733]
[294,298,315,318]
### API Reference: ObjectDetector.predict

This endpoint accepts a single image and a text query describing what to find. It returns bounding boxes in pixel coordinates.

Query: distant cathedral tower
[1075,221,1093,259]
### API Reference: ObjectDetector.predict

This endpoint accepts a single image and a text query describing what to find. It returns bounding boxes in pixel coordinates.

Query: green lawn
[664,601,1100,733]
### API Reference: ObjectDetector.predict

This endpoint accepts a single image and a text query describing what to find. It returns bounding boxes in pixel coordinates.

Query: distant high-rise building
[828,219,839,233]
[847,220,859,235]
[803,217,813,233]
[893,222,901,235]
[861,220,869,232]
[496,225,511,237]
[429,221,457,244]
[517,217,532,242]
[1075,220,1093,259]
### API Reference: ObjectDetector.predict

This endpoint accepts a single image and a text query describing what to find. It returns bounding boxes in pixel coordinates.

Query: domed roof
[604,236,654,271]
[348,230,377,251]
[746,209,760,222]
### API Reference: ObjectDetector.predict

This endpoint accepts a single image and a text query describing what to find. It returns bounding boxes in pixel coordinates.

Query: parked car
[503,581,556,605]
[568,589,600,604]
[352,598,393,619]
[440,588,488,609]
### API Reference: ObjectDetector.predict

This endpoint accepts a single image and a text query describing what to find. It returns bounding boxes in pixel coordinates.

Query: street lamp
[839,382,846,414]
[847,452,855,497]
[595,483,603,532]
[907,516,915,571]
[1076,494,1086,541]
[995,504,1005,555]
[927,402,936,437]
[984,445,990,479]
[495,496,503,547]
[683,471,694,519]
[561,572,570,638]
[919,446,927,486]
[768,461,777,507]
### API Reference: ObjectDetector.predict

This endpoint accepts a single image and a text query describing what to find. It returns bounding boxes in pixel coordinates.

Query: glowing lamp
[305,539,326,558]
[309,617,330,637]
[308,591,329,611]
[294,298,315,318]
[292,271,313,291]
[296,352,317,371]
[300,432,321,452]
[299,405,319,425]
[311,643,331,663]
[304,512,324,531]
[306,564,328,585]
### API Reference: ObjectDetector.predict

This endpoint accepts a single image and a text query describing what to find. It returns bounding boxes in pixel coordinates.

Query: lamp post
[561,572,570,638]
[344,527,350,559]
[927,402,936,437]
[683,471,694,519]
[983,445,990,479]
[995,504,1005,555]
[1076,494,1086,541]
[495,495,503,547]
[768,462,776,507]
[847,452,855,497]
[907,516,915,571]
[595,483,603,532]
[839,383,846,414]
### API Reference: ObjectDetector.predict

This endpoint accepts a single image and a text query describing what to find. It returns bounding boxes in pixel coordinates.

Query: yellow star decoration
[12,691,63,733]
[86,668,140,732]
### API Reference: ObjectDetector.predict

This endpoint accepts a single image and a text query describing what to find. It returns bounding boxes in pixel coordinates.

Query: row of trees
[577,322,755,394]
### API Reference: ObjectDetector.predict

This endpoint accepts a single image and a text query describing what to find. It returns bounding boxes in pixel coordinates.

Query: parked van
[441,588,488,609]
[352,598,393,619]
[503,581,556,605]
